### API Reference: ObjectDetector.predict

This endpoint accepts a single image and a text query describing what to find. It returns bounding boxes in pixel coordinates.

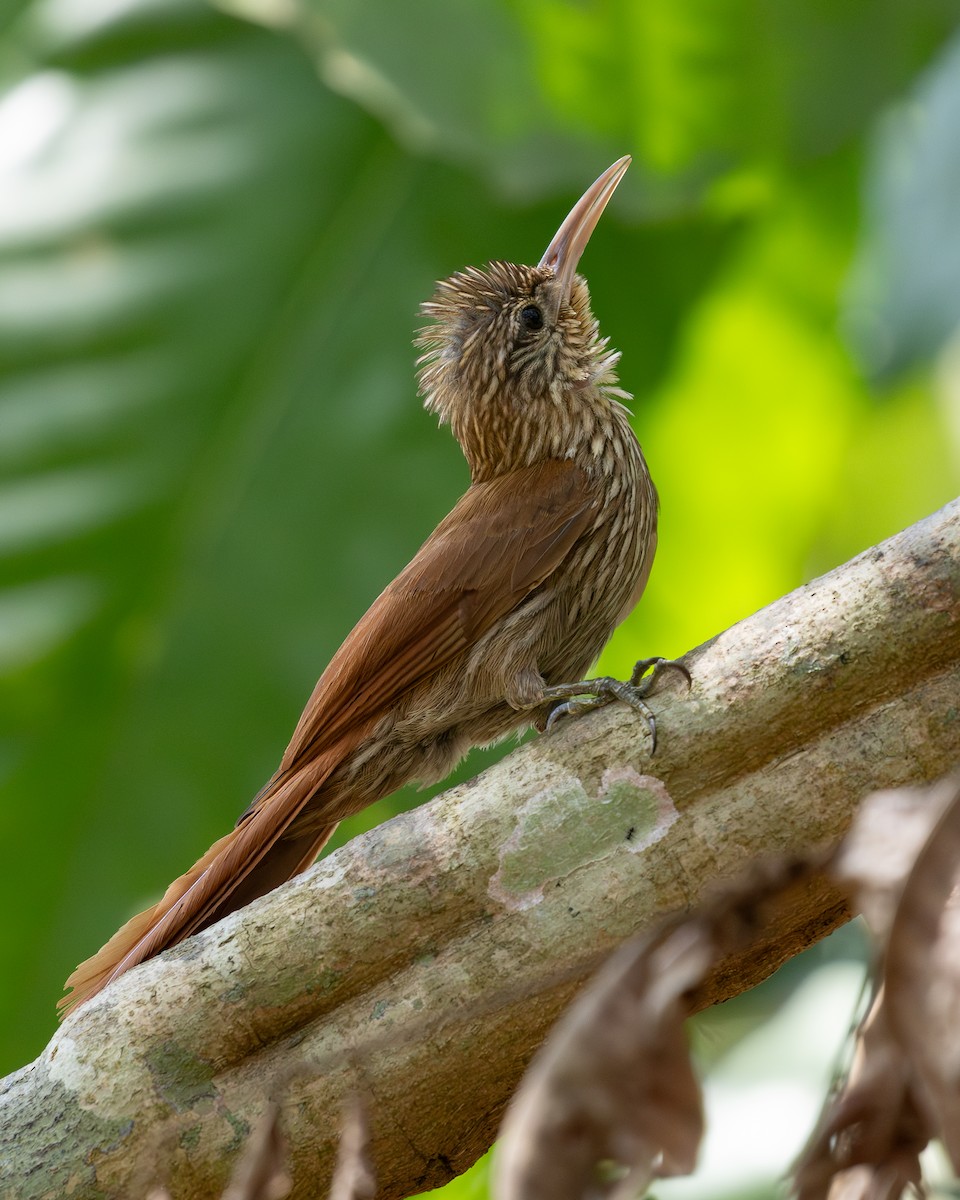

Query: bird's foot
[541,656,691,752]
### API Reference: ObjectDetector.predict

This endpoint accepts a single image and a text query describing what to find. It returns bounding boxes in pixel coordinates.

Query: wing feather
[62,458,599,1013]
[277,458,598,774]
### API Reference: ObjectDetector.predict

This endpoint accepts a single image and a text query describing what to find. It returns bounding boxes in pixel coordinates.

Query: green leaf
[2,0,959,1108]
[0,0,422,1069]
[221,0,960,208]
[0,0,731,1075]
[847,27,960,376]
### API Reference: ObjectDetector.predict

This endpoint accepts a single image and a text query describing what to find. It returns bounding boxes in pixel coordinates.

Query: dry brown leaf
[833,777,959,940]
[495,856,825,1200]
[494,922,708,1200]
[793,777,960,1200]
[329,1096,376,1200]
[823,1162,921,1200]
[222,1103,291,1200]
[883,775,960,1171]
[792,989,929,1200]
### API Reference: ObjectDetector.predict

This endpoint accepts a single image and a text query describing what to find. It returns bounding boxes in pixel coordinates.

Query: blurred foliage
[1,3,959,1196]
[847,28,960,376]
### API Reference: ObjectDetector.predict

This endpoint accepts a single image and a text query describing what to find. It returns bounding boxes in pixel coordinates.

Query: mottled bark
[2,499,959,1200]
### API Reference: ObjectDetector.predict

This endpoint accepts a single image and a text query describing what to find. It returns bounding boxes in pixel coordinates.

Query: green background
[2,0,959,1192]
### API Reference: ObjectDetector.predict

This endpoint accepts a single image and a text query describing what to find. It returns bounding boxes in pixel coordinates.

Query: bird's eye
[520,304,544,332]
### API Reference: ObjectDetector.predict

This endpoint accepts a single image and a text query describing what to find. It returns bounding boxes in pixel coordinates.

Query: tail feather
[60,752,343,1017]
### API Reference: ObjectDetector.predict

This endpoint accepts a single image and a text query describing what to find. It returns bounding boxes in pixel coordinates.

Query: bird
[61,155,674,1016]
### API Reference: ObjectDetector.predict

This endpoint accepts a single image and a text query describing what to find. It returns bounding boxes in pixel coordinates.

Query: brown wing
[61,458,597,1014]
[276,456,599,774]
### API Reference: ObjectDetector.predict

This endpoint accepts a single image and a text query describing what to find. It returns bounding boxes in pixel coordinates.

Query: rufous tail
[59,753,341,1016]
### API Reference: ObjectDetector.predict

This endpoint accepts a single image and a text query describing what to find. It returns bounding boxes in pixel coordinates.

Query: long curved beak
[538,156,631,307]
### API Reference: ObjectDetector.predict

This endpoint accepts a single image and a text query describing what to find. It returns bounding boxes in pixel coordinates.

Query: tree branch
[3,500,960,1200]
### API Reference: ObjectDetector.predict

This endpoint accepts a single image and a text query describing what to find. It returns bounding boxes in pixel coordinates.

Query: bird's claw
[628,655,692,693]
[541,655,691,753]
[544,691,620,732]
